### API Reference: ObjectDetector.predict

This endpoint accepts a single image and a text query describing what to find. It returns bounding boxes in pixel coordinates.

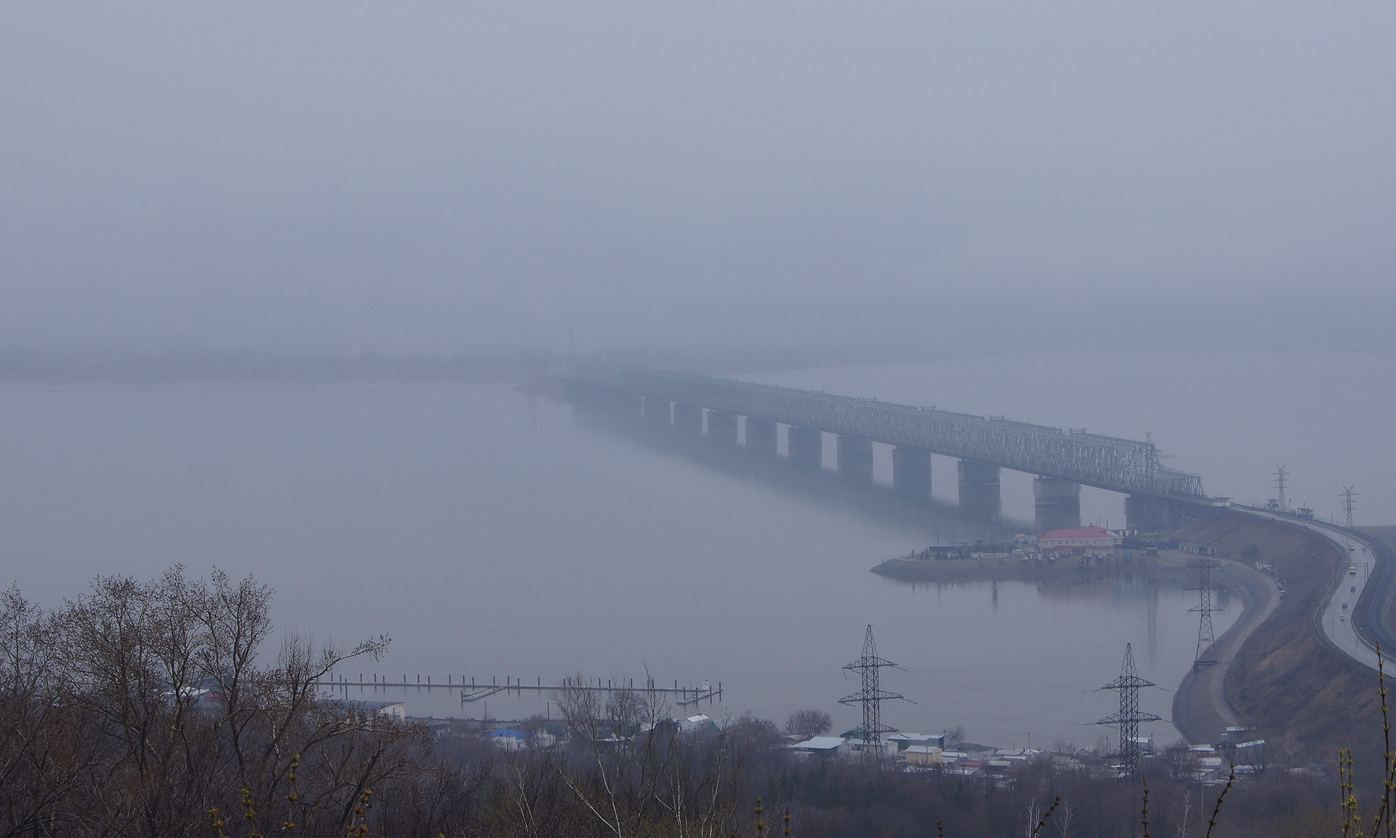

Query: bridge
[557,364,1210,532]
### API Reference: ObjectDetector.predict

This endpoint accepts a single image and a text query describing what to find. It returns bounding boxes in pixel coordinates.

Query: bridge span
[557,364,1210,532]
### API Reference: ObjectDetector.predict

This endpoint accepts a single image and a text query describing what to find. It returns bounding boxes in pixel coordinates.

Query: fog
[2,2,1394,754]
[2,3,1393,356]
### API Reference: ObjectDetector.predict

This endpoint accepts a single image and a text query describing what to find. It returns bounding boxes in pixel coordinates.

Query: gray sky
[3,3,1393,356]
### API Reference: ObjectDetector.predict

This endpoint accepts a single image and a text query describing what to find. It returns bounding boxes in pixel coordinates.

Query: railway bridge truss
[558,364,1209,530]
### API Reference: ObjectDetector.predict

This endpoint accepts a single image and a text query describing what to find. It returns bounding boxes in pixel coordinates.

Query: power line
[1334,488,1356,527]
[1274,465,1289,510]
[839,625,904,750]
[1097,643,1161,778]
[1187,558,1223,670]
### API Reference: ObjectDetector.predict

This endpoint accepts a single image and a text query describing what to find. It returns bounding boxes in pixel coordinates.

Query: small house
[789,736,850,759]
[488,729,529,751]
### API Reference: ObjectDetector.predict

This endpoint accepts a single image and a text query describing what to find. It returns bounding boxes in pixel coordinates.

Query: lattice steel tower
[1274,465,1289,510]
[1098,643,1161,778]
[1188,559,1223,670]
[1342,486,1359,528]
[840,625,904,749]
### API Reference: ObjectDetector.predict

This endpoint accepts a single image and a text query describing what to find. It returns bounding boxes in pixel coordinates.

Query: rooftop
[1040,526,1114,540]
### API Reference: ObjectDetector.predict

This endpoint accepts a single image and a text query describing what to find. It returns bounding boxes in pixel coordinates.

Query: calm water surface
[5,349,1385,748]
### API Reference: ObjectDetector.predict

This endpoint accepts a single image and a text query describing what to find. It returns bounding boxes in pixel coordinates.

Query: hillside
[1179,513,1385,777]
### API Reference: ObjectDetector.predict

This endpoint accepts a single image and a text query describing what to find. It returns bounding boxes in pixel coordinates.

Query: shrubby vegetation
[0,567,1371,836]
[0,569,403,836]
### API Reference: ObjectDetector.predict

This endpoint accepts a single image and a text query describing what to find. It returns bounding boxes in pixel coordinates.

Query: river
[2,349,1389,749]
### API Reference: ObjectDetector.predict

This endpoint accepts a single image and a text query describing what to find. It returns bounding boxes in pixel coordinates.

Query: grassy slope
[1180,513,1384,774]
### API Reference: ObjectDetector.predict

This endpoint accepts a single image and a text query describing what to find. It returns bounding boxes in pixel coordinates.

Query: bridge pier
[1126,494,1185,533]
[643,397,670,426]
[837,436,874,482]
[787,426,823,468]
[958,460,1001,518]
[558,370,1207,520]
[673,402,703,435]
[744,417,777,455]
[705,410,738,443]
[1034,477,1081,532]
[892,447,931,499]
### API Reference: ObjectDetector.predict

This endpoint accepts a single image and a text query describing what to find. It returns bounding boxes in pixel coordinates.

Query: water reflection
[0,378,1238,749]
[567,394,1031,545]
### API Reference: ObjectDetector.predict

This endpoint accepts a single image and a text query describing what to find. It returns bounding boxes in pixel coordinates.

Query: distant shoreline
[0,352,553,385]
[0,345,985,385]
[871,551,1203,582]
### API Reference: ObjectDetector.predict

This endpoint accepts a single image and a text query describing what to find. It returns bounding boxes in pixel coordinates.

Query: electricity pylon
[1098,643,1161,778]
[1342,486,1358,528]
[1274,466,1289,510]
[1188,559,1223,670]
[839,625,904,750]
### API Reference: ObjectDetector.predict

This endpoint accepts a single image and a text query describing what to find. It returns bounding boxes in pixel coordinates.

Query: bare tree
[0,566,415,837]
[53,568,227,835]
[549,674,747,837]
[785,709,832,738]
[0,584,103,835]
[1055,796,1076,837]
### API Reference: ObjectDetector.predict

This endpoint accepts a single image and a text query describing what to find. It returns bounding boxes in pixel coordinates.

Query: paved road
[1171,553,1282,744]
[1244,507,1384,671]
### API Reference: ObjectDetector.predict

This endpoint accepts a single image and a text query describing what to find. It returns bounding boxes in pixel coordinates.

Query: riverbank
[871,550,1199,583]
[1169,555,1280,745]
[1172,511,1386,778]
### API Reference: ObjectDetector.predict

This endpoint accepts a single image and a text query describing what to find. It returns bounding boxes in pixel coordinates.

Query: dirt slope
[1178,513,1384,774]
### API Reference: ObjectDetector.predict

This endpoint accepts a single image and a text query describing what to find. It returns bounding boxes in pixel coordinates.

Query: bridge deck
[560,365,1205,500]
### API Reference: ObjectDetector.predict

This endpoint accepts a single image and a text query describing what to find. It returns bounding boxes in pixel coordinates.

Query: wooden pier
[313,674,723,705]
[675,688,722,707]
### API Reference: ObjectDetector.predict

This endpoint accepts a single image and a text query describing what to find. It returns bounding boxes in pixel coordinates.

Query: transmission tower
[1342,486,1359,528]
[1098,643,1161,778]
[1274,466,1289,510]
[839,625,904,750]
[1187,559,1223,670]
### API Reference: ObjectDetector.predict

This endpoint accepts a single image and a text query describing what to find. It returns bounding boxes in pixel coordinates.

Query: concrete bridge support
[744,417,777,455]
[1126,494,1185,533]
[673,402,703,435]
[892,447,931,499]
[837,435,874,482]
[787,426,823,468]
[1034,477,1082,532]
[643,397,670,426]
[958,460,1001,518]
[706,410,738,443]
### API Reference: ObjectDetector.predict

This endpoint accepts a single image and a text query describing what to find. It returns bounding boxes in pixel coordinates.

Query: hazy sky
[3,3,1393,356]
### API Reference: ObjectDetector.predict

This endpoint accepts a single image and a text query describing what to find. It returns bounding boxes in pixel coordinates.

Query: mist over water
[48,350,1396,748]
[3,2,1393,796]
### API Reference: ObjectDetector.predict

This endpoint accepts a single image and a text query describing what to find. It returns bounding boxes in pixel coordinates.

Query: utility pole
[1187,559,1223,670]
[1274,466,1289,511]
[1342,486,1358,528]
[1098,643,1161,778]
[839,625,904,753]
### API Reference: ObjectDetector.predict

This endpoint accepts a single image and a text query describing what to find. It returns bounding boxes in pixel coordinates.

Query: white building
[789,736,851,759]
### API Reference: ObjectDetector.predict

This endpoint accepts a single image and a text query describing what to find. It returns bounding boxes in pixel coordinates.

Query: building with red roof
[1038,525,1121,554]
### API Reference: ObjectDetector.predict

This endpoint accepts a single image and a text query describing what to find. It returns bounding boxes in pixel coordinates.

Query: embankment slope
[1179,513,1383,772]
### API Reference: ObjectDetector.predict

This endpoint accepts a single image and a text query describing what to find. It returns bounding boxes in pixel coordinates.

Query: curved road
[1242,507,1389,671]
[1173,507,1396,743]
[1171,553,1282,743]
